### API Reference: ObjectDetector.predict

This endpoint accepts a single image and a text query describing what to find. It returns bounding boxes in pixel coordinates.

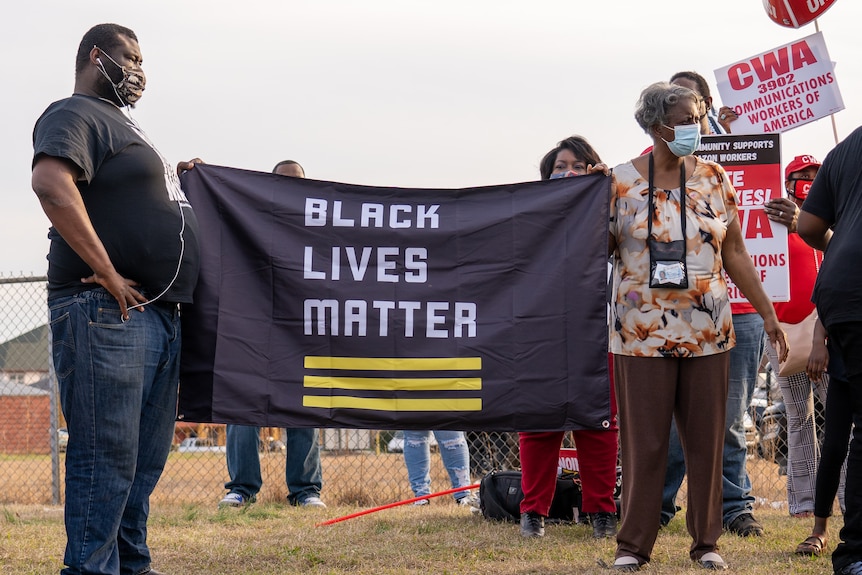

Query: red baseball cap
[785,154,821,180]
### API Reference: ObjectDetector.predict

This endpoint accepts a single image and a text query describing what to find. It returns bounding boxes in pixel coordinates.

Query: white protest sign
[695,134,789,303]
[715,31,843,134]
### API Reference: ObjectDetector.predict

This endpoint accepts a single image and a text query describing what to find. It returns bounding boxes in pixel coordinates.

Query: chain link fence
[1,274,803,511]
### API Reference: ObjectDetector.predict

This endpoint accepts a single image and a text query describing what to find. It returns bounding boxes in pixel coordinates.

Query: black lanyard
[648,153,687,241]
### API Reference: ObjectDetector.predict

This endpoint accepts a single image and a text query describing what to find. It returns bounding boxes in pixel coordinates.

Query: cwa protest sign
[695,134,788,303]
[177,165,612,432]
[715,31,843,134]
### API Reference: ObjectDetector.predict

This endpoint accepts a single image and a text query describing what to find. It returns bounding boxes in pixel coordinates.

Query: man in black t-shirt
[798,126,862,575]
[31,23,198,575]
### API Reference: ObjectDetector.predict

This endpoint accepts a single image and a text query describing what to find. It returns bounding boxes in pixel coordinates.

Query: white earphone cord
[128,206,186,312]
[105,87,187,312]
[94,53,187,311]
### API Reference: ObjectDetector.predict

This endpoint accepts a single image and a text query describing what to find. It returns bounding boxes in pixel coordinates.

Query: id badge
[648,238,688,289]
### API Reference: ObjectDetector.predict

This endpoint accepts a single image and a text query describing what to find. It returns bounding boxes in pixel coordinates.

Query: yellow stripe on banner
[302,396,483,412]
[303,356,482,371]
[303,376,482,391]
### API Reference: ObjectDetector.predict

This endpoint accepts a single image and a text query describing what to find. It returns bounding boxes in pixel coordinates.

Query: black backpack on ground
[478,470,581,522]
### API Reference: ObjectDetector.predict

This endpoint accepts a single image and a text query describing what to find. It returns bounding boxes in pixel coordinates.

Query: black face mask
[95,46,146,106]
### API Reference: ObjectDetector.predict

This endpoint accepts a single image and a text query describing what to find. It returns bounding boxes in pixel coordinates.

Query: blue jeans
[403,430,472,501]
[661,313,764,525]
[50,289,181,575]
[225,425,322,505]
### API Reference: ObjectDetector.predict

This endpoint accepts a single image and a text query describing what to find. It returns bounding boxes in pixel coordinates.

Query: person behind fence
[763,155,827,519]
[660,70,767,538]
[218,160,326,510]
[796,128,862,575]
[402,430,476,506]
[31,23,200,575]
[518,136,619,541]
[607,81,787,571]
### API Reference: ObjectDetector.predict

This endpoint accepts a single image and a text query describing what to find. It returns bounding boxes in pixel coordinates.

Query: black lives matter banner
[177,164,611,431]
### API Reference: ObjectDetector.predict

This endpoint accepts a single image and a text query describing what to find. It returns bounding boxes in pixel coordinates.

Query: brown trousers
[614,352,729,565]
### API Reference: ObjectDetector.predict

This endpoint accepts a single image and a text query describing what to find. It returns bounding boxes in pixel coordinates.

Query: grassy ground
[0,502,840,575]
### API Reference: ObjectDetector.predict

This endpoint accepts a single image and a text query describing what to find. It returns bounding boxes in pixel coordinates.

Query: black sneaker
[520,511,545,538]
[590,512,618,539]
[836,560,862,575]
[725,513,764,537]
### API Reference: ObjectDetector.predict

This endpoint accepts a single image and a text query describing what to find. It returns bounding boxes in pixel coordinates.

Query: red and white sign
[715,31,843,134]
[558,447,578,475]
[695,134,789,303]
[763,0,838,28]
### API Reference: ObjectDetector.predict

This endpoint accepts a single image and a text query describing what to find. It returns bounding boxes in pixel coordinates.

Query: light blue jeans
[50,289,181,575]
[662,313,764,525]
[403,430,472,501]
[224,425,322,505]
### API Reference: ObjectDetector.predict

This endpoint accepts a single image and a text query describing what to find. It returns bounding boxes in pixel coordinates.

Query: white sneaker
[218,492,252,508]
[698,552,728,570]
[413,498,430,506]
[299,496,327,508]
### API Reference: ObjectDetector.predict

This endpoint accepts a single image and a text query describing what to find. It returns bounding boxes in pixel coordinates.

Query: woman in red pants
[518,136,619,540]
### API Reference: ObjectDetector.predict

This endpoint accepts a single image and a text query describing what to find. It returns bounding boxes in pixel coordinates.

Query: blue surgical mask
[549,171,580,179]
[661,123,701,157]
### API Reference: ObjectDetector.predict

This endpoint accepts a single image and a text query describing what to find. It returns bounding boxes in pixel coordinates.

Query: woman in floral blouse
[606,82,787,572]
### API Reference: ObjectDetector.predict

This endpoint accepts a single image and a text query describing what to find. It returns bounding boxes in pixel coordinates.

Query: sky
[3,0,861,275]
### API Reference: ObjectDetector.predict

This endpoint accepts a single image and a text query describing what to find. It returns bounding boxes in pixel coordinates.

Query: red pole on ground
[315,482,481,527]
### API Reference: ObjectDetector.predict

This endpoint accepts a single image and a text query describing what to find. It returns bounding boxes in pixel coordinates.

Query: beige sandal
[795,534,826,556]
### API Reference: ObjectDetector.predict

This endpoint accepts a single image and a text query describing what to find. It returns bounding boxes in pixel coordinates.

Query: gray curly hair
[634,81,699,134]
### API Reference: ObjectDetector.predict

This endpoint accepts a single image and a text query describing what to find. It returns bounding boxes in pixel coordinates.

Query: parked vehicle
[176,437,226,453]
[57,427,68,452]
[750,360,787,474]
[386,431,438,453]
[749,358,826,477]
[261,435,286,453]
[757,402,788,475]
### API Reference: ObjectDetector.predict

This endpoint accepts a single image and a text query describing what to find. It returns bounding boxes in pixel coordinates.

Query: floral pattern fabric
[609,157,738,357]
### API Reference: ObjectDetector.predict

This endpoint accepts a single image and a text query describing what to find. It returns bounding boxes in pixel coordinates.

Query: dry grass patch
[0,502,843,575]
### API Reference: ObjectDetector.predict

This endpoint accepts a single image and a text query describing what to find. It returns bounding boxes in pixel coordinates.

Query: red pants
[519,357,619,515]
